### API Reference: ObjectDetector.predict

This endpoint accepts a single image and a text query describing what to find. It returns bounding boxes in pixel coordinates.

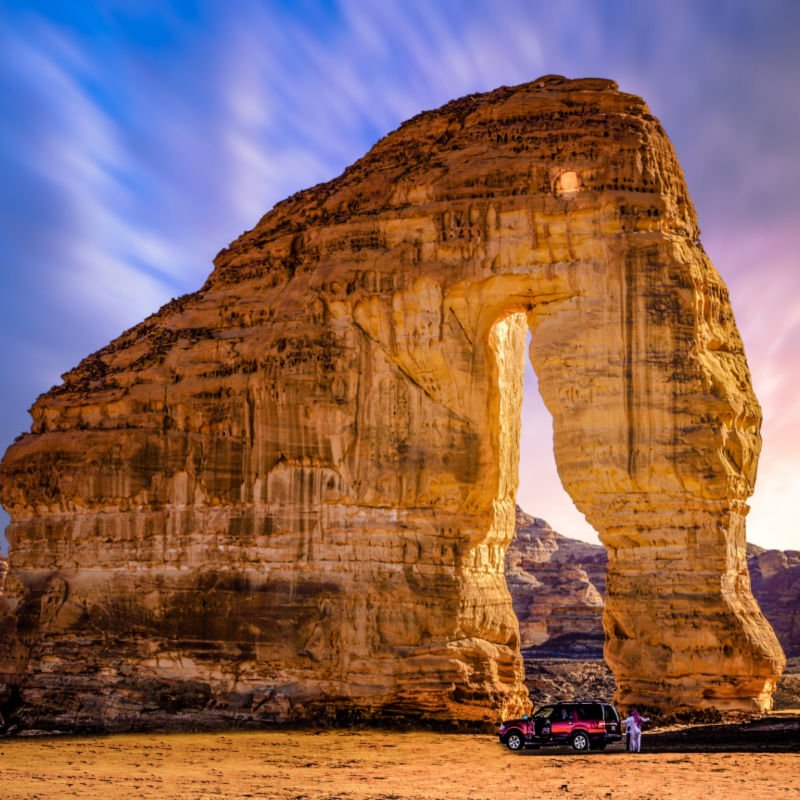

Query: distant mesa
[0,75,784,734]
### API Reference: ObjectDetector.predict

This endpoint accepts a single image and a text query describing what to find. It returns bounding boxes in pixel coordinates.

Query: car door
[531,705,554,738]
[549,704,575,741]
[603,704,620,736]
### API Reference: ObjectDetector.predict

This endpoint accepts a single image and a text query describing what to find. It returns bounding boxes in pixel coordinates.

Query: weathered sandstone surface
[0,75,784,732]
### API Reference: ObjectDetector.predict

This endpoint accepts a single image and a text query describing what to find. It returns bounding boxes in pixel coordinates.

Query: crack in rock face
[0,75,785,732]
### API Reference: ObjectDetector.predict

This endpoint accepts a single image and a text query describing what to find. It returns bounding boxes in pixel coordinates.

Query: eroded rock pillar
[528,239,785,711]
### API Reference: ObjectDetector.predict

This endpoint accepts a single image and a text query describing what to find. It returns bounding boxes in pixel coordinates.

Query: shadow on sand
[514,714,800,755]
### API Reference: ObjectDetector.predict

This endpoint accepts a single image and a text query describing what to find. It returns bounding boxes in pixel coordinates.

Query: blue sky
[1,0,799,551]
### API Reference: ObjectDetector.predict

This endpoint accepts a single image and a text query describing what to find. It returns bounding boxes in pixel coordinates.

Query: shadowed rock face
[748,546,800,659]
[0,75,784,731]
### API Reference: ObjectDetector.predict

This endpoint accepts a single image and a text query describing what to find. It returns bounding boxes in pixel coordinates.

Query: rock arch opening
[480,272,783,713]
[509,327,604,656]
[517,330,598,547]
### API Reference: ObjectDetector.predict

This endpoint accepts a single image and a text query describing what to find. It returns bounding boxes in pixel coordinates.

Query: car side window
[559,705,574,721]
[534,706,554,719]
[576,703,601,721]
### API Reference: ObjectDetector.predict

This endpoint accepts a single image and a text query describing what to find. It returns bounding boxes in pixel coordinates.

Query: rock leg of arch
[525,239,785,712]
[0,76,784,731]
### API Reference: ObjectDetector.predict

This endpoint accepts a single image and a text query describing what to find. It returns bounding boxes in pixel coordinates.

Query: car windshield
[532,706,554,719]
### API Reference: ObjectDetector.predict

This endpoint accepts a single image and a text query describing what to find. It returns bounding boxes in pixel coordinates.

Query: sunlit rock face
[0,75,784,731]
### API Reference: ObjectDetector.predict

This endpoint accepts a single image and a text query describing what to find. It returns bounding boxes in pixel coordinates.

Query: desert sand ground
[2,721,799,800]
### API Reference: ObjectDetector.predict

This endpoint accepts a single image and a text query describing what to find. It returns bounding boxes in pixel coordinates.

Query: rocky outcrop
[506,507,605,656]
[0,556,7,597]
[748,546,800,658]
[0,75,784,732]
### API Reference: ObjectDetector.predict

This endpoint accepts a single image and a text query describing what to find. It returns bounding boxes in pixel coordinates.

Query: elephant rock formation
[0,76,784,731]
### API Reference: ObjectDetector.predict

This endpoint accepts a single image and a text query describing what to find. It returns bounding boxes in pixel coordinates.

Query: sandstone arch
[0,76,784,731]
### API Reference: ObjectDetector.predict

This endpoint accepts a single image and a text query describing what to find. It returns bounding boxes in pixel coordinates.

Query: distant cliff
[509,507,799,659]
[506,507,605,657]
[748,545,800,658]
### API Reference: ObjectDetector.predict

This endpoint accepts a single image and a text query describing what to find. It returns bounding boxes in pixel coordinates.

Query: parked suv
[498,701,622,752]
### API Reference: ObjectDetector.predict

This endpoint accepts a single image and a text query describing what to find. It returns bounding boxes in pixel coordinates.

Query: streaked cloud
[0,1,798,551]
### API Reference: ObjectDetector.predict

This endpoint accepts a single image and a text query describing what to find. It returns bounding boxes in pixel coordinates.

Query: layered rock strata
[0,75,784,731]
[506,507,605,656]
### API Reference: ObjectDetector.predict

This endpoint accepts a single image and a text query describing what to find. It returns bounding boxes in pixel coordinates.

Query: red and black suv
[498,701,622,752]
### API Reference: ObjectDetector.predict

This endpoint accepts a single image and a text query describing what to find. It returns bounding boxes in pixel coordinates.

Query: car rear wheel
[506,732,524,751]
[571,732,590,752]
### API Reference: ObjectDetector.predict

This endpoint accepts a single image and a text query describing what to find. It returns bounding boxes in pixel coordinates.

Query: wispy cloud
[0,1,798,552]
[1,16,180,331]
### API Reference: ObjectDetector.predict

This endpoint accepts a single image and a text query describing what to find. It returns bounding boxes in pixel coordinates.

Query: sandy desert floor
[2,719,800,800]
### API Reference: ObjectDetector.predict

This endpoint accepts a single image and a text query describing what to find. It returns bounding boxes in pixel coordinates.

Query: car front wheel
[571,732,590,752]
[506,732,524,751]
